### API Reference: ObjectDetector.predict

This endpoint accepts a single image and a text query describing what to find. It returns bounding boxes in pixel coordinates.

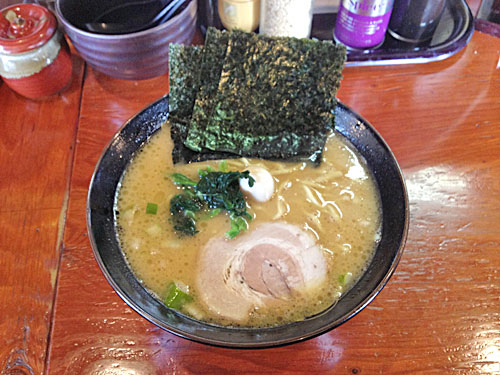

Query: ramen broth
[116,124,381,327]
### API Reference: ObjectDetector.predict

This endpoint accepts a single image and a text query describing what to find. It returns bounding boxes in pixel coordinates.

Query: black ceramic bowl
[87,96,409,348]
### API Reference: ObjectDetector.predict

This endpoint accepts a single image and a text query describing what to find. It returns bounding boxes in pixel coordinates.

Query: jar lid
[0,4,57,54]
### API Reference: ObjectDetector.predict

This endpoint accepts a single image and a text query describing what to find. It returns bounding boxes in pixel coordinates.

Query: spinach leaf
[169,193,203,236]
[168,169,254,237]
[196,171,252,216]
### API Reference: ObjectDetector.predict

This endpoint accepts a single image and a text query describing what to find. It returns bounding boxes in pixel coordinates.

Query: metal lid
[0,3,57,54]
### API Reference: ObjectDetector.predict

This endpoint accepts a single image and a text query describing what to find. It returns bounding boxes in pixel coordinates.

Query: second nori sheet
[168,44,203,121]
[169,42,234,163]
[185,28,229,151]
[169,29,236,163]
[168,43,202,164]
[184,30,346,163]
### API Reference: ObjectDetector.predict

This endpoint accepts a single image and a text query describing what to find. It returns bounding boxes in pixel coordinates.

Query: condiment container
[0,3,72,99]
[334,0,394,49]
[198,0,260,34]
[260,0,313,38]
[388,0,446,43]
[197,0,223,34]
[218,0,260,32]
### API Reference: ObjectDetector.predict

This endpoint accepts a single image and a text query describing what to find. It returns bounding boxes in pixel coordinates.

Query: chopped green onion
[198,165,213,178]
[226,216,248,239]
[338,274,345,285]
[146,202,158,215]
[219,160,228,172]
[171,173,197,186]
[243,211,253,221]
[338,272,353,286]
[164,281,193,310]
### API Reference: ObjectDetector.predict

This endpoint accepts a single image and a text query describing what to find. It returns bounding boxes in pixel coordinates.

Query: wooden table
[2,1,499,373]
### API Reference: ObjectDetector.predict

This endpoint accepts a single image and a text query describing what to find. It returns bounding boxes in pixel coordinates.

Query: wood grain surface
[0,56,84,375]
[3,1,500,374]
[48,32,500,375]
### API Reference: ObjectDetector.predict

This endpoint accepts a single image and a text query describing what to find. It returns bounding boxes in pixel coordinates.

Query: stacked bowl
[56,0,197,80]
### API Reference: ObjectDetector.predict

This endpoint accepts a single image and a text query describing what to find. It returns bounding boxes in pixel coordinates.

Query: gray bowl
[56,0,197,80]
[87,96,409,347]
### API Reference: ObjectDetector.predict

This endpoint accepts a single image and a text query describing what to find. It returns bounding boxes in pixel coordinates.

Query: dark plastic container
[388,0,446,43]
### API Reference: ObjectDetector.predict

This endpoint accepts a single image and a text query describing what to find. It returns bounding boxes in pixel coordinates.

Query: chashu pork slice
[196,222,327,323]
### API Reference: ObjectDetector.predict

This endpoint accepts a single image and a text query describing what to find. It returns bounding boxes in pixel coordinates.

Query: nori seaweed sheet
[184,30,346,163]
[168,44,202,121]
[168,44,202,164]
[169,30,236,164]
[169,42,234,163]
[185,28,230,152]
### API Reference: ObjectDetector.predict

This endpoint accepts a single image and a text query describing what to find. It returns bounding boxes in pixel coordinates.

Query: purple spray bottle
[334,0,394,49]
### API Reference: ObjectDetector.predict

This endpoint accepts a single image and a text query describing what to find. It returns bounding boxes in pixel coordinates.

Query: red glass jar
[0,3,72,99]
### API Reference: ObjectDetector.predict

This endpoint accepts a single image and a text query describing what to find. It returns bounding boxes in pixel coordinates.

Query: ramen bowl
[87,96,409,348]
[55,0,196,80]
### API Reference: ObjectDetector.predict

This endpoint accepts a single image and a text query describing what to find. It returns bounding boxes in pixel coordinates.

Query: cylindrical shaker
[260,0,314,38]
[0,3,72,99]
[197,0,260,34]
[334,0,394,49]
[218,0,260,32]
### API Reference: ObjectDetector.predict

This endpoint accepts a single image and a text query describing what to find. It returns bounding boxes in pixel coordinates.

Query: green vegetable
[202,208,221,220]
[169,194,203,236]
[197,165,213,178]
[145,202,158,215]
[218,160,228,172]
[226,215,249,239]
[338,274,346,286]
[171,172,198,187]
[164,281,193,310]
[168,168,255,237]
[196,171,253,215]
[338,272,353,287]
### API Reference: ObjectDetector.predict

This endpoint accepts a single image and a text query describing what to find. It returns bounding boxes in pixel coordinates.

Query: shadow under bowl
[87,96,409,348]
[55,0,197,80]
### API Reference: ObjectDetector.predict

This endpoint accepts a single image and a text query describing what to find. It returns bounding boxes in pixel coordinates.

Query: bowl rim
[55,0,196,39]
[86,95,410,348]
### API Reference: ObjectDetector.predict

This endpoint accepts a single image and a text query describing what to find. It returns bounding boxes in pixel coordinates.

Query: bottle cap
[0,4,57,54]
